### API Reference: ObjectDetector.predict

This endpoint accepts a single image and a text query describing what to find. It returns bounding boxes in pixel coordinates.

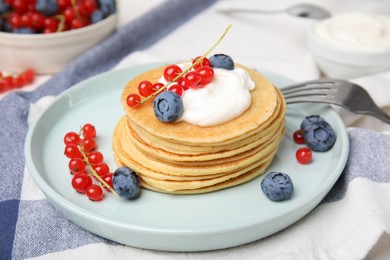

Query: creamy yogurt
[315,13,390,52]
[159,63,255,126]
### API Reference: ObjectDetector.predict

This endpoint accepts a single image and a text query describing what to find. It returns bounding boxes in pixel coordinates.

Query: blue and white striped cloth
[2,0,390,259]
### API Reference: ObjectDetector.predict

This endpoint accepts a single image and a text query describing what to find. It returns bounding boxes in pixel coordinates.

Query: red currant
[84,0,97,13]
[293,129,306,144]
[101,173,113,191]
[68,158,86,174]
[92,163,110,176]
[152,82,164,92]
[192,56,211,70]
[82,123,96,138]
[86,184,104,201]
[137,80,153,97]
[163,64,182,81]
[64,131,81,145]
[64,144,82,159]
[168,84,183,96]
[126,93,141,108]
[296,147,312,164]
[80,137,96,152]
[184,71,201,89]
[87,151,104,164]
[196,66,214,85]
[71,173,93,193]
[177,77,189,90]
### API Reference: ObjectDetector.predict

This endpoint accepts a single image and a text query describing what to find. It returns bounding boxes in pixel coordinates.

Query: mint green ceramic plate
[25,64,349,251]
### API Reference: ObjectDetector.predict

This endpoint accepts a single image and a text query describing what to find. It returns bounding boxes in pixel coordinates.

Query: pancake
[112,63,286,194]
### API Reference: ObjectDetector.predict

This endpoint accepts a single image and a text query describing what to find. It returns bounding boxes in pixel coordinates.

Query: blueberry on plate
[261,172,294,201]
[304,120,336,151]
[300,115,325,130]
[153,91,184,123]
[113,167,141,200]
[208,54,235,70]
[35,0,58,16]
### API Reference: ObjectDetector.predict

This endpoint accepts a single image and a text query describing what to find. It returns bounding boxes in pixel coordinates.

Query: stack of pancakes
[112,65,286,194]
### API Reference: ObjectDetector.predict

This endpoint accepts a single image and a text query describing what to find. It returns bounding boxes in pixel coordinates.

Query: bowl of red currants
[0,0,117,74]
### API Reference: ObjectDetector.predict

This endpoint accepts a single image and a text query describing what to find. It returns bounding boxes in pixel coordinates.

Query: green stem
[79,147,120,197]
[139,24,232,105]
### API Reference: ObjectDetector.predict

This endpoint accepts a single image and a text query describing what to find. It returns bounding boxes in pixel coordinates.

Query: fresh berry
[304,121,336,152]
[86,184,104,201]
[92,163,110,176]
[64,131,81,145]
[68,158,86,174]
[87,151,104,164]
[163,64,182,82]
[300,115,325,131]
[137,80,154,97]
[209,54,234,70]
[81,137,96,152]
[183,71,201,89]
[293,129,305,144]
[126,93,141,108]
[113,166,141,200]
[98,0,116,17]
[91,9,104,23]
[72,173,93,193]
[168,84,183,96]
[261,172,294,201]
[101,173,113,190]
[82,123,96,138]
[35,0,58,16]
[153,90,184,122]
[64,144,82,159]
[196,66,214,85]
[192,56,211,70]
[295,147,312,164]
[152,82,164,92]
[0,0,11,15]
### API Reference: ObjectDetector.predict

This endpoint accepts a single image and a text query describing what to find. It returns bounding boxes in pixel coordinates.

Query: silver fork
[281,79,390,124]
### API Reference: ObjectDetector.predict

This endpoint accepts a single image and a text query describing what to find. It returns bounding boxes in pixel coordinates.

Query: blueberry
[91,10,104,24]
[13,27,35,34]
[304,120,336,151]
[261,172,294,201]
[0,0,11,15]
[35,0,58,16]
[153,91,184,122]
[98,0,116,17]
[208,54,235,70]
[113,167,141,200]
[300,115,325,130]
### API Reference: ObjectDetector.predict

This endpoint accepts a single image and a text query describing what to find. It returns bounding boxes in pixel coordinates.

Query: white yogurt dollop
[315,13,390,51]
[159,64,255,127]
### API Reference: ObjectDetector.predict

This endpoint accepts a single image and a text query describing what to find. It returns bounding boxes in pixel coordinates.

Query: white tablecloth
[4,0,390,259]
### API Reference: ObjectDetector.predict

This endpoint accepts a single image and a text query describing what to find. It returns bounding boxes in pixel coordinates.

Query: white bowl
[0,14,117,74]
[308,13,390,79]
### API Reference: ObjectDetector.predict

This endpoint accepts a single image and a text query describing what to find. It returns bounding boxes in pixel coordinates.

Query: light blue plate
[25,64,349,252]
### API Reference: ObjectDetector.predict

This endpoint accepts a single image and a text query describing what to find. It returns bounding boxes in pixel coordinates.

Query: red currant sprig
[0,69,36,94]
[125,25,232,108]
[64,123,119,201]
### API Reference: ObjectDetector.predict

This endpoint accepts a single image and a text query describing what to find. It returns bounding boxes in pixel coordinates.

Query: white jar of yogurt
[308,12,390,79]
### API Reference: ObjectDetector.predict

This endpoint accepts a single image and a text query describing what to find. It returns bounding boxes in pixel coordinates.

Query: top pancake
[121,64,278,144]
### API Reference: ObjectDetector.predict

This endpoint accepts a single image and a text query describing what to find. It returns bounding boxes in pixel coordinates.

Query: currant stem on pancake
[138,24,232,105]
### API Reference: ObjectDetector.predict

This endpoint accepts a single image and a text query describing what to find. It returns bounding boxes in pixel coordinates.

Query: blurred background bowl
[0,14,117,75]
[308,13,390,79]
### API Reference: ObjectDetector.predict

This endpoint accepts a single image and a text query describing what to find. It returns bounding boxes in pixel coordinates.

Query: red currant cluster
[0,68,35,94]
[0,0,107,34]
[293,129,312,164]
[64,123,114,201]
[126,56,215,108]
